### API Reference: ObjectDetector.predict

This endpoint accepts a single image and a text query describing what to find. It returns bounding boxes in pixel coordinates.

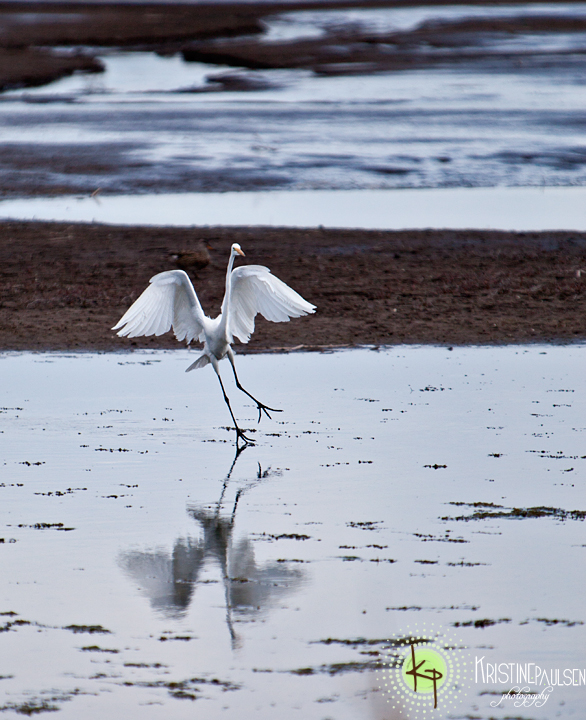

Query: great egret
[113,243,316,445]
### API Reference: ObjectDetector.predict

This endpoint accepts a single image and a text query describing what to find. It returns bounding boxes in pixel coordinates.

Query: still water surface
[2,186,586,230]
[1,346,584,718]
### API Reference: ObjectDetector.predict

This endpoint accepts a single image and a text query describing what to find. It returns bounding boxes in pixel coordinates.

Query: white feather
[227,265,316,344]
[185,354,211,372]
[112,269,205,343]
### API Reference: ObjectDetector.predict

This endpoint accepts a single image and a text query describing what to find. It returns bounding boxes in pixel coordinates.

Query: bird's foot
[235,426,255,447]
[234,382,282,423]
[254,402,282,423]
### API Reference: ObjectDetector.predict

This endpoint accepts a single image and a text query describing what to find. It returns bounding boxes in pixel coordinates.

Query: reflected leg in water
[188,457,304,649]
[119,449,305,650]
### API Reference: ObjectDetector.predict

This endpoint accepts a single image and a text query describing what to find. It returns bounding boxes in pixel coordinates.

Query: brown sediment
[1,221,586,352]
[2,0,586,90]
[0,1,271,90]
[180,11,586,76]
[0,1,270,91]
[0,2,269,49]
[0,48,103,92]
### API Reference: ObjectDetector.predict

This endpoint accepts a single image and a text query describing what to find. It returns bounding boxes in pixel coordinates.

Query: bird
[112,243,316,445]
[170,241,212,276]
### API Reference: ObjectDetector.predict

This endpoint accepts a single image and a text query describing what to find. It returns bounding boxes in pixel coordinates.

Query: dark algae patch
[286,638,405,677]
[522,618,584,627]
[346,521,384,530]
[252,532,311,541]
[1,616,116,638]
[0,618,32,633]
[454,618,512,628]
[312,637,399,648]
[455,617,583,628]
[0,689,86,715]
[63,624,111,634]
[0,699,60,715]
[17,522,75,531]
[121,676,240,701]
[442,502,586,522]
[413,532,468,543]
[290,660,384,675]
[386,604,480,611]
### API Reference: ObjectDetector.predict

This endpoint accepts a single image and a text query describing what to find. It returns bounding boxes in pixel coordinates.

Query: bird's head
[232,243,245,257]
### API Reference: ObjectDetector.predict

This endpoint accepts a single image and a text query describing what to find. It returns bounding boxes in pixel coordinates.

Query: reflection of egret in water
[119,537,204,620]
[119,452,305,646]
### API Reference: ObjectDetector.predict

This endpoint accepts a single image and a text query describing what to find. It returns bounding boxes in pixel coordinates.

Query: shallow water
[1,346,585,718]
[2,185,586,230]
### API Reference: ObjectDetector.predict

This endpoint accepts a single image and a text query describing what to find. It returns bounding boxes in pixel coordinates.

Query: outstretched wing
[227,265,316,344]
[112,270,206,343]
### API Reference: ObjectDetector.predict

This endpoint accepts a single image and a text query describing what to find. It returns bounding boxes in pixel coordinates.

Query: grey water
[2,185,586,230]
[1,346,584,718]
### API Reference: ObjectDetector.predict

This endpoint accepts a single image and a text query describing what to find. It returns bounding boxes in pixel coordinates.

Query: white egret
[113,243,316,445]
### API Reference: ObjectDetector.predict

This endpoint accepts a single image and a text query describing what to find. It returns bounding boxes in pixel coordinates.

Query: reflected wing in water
[187,506,306,616]
[118,537,205,619]
[227,537,305,616]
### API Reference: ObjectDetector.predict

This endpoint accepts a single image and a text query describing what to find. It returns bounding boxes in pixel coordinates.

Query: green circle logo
[402,645,448,695]
[378,623,472,717]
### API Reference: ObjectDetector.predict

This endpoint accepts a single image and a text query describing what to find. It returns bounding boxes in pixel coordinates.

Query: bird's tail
[186,354,210,372]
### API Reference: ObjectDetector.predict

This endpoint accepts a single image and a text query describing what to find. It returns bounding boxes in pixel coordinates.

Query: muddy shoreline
[2,221,586,352]
[3,0,586,91]
[3,1,586,197]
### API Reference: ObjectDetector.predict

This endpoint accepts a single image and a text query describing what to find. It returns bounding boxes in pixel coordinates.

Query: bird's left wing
[112,270,206,343]
[228,265,316,344]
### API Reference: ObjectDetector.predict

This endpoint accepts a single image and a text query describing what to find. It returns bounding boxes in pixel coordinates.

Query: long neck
[220,250,236,321]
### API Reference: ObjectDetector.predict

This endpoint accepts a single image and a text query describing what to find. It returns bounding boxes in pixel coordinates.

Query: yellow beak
[236,247,246,257]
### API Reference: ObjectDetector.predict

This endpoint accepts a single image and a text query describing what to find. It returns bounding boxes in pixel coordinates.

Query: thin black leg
[216,371,254,446]
[228,352,282,423]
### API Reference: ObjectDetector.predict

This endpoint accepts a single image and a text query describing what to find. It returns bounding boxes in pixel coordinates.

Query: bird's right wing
[228,265,316,343]
[112,270,206,343]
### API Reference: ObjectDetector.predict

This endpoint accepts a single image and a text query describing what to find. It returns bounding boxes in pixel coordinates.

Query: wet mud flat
[0,0,442,92]
[0,1,271,91]
[4,0,586,87]
[2,221,586,351]
[3,1,586,195]
[181,6,586,76]
[0,346,584,719]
